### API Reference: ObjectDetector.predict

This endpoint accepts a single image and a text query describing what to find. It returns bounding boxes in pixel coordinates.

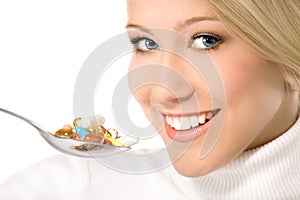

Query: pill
[72,129,81,140]
[89,114,105,126]
[88,126,105,135]
[76,118,91,129]
[104,134,124,147]
[83,133,104,143]
[75,127,90,138]
[55,128,74,139]
[56,114,128,150]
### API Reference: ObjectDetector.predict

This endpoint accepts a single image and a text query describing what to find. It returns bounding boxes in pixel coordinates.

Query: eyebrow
[126,16,219,31]
[125,24,148,31]
[177,16,219,29]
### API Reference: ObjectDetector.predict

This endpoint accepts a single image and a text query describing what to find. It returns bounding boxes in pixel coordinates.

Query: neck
[247,92,299,150]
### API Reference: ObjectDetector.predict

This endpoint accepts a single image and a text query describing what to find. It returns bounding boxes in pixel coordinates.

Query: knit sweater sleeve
[0,153,187,200]
[0,154,90,200]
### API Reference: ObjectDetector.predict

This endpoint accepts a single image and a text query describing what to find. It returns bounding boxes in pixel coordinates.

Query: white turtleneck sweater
[1,117,300,200]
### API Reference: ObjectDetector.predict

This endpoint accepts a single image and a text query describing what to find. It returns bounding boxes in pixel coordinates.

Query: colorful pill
[88,126,105,135]
[83,133,104,143]
[104,134,124,147]
[75,127,90,138]
[55,128,74,139]
[72,129,81,140]
[89,115,105,126]
[56,114,128,150]
[76,118,91,129]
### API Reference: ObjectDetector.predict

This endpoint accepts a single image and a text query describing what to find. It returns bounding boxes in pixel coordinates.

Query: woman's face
[126,0,298,177]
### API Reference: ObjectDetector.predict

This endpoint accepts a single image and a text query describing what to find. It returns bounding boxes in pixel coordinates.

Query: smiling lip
[163,109,220,142]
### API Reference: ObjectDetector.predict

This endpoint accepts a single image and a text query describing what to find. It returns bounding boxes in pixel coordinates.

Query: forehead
[127,0,216,28]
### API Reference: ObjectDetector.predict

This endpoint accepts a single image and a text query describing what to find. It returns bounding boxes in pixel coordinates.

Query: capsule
[104,134,124,147]
[88,126,105,135]
[56,115,126,149]
[76,118,91,129]
[74,127,90,138]
[55,128,74,139]
[83,133,104,143]
[89,114,105,126]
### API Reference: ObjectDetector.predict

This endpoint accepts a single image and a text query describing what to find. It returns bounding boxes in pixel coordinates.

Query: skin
[126,0,299,177]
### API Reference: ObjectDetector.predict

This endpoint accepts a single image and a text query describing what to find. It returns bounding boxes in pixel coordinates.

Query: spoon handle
[0,107,45,133]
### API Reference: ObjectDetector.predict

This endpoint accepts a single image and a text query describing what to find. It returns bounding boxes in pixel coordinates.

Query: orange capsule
[55,128,74,139]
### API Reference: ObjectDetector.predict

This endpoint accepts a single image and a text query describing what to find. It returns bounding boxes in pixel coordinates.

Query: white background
[0,0,163,182]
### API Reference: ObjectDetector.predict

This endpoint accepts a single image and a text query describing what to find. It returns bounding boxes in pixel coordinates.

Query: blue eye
[131,37,159,51]
[191,33,222,50]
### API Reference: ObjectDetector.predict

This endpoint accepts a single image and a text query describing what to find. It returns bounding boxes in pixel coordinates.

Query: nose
[148,52,195,108]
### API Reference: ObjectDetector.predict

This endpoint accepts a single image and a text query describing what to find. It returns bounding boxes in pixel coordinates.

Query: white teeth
[199,113,206,124]
[181,117,191,130]
[190,116,198,128]
[173,118,181,130]
[206,112,213,120]
[166,116,174,127]
[166,111,216,131]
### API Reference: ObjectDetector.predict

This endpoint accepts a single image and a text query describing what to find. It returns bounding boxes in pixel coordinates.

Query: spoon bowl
[0,107,138,158]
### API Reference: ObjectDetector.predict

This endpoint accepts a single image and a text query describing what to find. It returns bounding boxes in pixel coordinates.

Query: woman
[126,0,300,198]
[1,0,300,199]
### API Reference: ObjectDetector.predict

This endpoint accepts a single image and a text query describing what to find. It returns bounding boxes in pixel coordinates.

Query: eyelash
[190,32,223,51]
[129,32,223,53]
[130,37,158,54]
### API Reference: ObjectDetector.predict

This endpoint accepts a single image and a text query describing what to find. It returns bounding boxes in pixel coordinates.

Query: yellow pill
[55,128,74,139]
[104,134,124,147]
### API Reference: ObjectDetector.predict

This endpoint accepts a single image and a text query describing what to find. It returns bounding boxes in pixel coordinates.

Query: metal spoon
[0,107,138,158]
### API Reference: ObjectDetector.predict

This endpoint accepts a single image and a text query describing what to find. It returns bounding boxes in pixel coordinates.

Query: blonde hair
[207,0,300,93]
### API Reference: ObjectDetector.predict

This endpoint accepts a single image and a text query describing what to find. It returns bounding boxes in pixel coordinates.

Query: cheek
[214,42,283,109]
[220,58,265,96]
[212,45,285,141]
[227,61,281,108]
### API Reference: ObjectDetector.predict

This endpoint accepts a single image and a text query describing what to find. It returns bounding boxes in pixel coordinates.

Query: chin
[168,145,222,178]
[172,160,215,178]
